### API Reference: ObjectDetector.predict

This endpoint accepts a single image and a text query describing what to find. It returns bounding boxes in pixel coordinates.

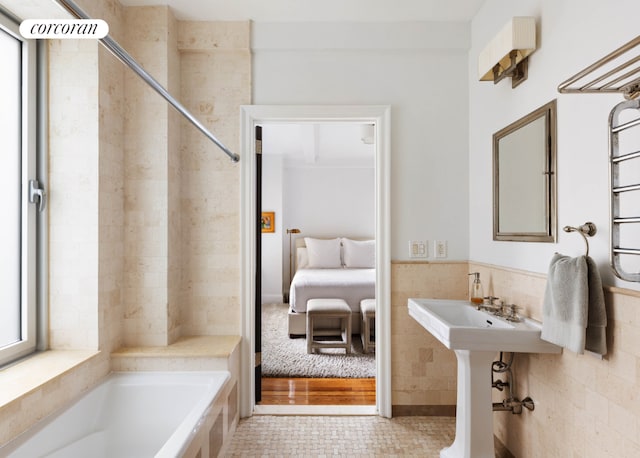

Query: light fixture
[360,124,375,144]
[478,17,536,88]
[286,228,301,299]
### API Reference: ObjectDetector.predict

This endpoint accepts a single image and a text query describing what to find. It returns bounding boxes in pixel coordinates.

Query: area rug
[261,302,375,378]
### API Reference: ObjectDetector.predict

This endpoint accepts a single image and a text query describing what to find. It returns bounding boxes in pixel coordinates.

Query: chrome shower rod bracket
[53,0,240,163]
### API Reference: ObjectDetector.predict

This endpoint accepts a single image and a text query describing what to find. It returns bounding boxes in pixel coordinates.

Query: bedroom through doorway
[258,121,376,407]
[239,104,391,418]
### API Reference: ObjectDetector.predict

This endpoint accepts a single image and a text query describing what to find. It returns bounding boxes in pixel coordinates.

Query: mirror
[493,99,557,242]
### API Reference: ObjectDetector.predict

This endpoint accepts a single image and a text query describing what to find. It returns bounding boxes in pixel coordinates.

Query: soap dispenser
[468,272,484,305]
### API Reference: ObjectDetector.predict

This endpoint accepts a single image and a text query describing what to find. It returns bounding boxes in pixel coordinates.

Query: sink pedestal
[407,298,562,458]
[441,350,496,458]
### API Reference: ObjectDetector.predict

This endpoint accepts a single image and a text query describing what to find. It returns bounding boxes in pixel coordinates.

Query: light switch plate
[434,240,447,258]
[409,240,428,258]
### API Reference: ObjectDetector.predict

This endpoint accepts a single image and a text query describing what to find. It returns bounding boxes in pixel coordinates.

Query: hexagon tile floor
[225,415,457,457]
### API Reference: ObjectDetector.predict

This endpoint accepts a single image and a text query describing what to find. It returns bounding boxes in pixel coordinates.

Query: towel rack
[609,100,640,282]
[558,35,640,100]
[558,35,640,282]
[563,222,597,256]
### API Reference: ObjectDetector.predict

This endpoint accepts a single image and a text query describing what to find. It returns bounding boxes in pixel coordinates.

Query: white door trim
[239,105,391,418]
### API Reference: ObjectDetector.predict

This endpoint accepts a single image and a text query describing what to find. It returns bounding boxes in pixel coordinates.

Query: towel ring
[563,222,597,256]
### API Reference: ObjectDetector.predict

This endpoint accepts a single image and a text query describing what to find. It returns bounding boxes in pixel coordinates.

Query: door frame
[239,105,391,418]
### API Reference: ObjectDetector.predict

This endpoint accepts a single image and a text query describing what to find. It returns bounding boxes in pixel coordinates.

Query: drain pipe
[491,352,535,414]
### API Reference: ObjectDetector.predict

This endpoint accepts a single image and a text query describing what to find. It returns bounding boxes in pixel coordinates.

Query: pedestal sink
[408,298,561,458]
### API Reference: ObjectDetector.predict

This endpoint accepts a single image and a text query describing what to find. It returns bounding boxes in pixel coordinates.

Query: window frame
[0,10,41,366]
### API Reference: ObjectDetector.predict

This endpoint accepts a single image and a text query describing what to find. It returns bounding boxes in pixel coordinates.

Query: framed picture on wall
[261,212,275,233]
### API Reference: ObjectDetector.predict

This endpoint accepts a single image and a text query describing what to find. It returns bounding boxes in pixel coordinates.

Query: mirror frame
[493,99,557,242]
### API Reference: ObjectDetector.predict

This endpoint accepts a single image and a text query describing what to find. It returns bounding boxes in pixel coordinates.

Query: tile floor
[225,415,456,457]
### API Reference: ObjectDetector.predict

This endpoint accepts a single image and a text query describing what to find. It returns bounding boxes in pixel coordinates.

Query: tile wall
[48,0,125,353]
[390,261,468,412]
[120,9,251,344]
[122,6,174,346]
[96,0,125,354]
[177,21,251,336]
[48,37,101,350]
[470,262,640,458]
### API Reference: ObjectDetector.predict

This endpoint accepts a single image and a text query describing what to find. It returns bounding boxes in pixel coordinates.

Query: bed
[288,237,376,336]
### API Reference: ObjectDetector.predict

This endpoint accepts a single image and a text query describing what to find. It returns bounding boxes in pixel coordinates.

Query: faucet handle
[504,304,521,322]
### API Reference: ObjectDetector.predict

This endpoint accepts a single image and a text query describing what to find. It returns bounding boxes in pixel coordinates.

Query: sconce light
[478,17,536,88]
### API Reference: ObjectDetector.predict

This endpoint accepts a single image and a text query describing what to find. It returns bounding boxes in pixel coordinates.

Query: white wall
[252,21,471,261]
[262,162,375,300]
[261,159,375,303]
[469,0,640,291]
[283,167,374,238]
[282,165,374,290]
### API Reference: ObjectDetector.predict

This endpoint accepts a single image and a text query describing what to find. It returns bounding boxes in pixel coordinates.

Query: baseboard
[392,405,456,417]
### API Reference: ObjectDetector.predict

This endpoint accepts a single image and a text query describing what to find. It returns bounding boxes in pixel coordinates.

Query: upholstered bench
[360,298,376,353]
[306,298,352,354]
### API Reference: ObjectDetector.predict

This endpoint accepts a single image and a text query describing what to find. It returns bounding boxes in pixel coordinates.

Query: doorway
[259,121,376,407]
[239,105,391,418]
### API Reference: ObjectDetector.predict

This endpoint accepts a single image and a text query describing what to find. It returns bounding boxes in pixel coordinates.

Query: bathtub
[3,371,230,458]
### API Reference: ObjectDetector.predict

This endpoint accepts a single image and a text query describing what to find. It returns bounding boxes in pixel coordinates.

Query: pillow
[304,237,342,268]
[342,238,375,268]
[296,247,309,270]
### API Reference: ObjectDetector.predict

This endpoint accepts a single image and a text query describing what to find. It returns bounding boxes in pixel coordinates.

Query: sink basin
[408,298,561,458]
[408,298,561,353]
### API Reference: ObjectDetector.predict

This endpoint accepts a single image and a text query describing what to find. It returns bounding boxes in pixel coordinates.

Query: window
[0,10,41,366]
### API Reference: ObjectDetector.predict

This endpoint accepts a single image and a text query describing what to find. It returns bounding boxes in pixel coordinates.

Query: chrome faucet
[477,295,523,322]
[477,296,500,313]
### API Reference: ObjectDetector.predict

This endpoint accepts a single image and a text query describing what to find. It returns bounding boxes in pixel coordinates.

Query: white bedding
[289,268,375,313]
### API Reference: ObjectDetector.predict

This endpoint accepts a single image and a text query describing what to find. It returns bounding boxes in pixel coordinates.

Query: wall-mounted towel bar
[558,35,640,100]
[53,0,239,163]
[609,100,640,282]
[563,222,596,256]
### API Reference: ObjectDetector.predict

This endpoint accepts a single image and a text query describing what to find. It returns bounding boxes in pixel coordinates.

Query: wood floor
[260,377,376,405]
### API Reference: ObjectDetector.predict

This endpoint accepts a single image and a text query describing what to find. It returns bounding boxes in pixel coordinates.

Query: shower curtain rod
[53,0,240,163]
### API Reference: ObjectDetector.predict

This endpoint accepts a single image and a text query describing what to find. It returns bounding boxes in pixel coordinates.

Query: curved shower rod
[53,0,240,163]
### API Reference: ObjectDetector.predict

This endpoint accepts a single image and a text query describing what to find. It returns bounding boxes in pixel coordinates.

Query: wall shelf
[558,35,640,100]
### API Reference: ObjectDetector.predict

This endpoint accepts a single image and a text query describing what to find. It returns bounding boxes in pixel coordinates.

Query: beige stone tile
[227,415,456,457]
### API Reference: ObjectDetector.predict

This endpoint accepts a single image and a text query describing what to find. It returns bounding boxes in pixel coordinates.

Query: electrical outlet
[434,240,448,258]
[409,240,428,258]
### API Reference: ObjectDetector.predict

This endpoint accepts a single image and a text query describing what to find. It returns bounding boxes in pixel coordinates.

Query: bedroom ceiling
[262,123,375,168]
[117,0,486,22]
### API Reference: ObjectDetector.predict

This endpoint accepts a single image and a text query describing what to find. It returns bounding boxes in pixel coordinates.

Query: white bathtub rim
[153,371,230,457]
[2,370,231,458]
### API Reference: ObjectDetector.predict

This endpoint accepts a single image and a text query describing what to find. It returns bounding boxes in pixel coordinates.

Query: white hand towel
[585,256,607,355]
[541,253,588,354]
[541,253,607,355]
